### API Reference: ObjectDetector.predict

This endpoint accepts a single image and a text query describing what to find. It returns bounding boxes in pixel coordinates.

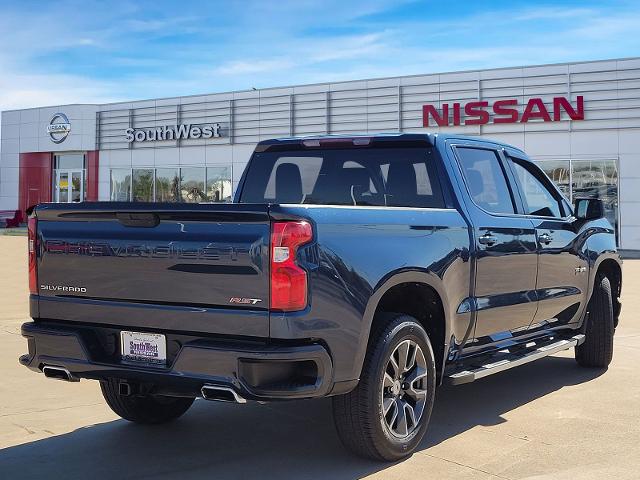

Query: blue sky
[0,0,639,111]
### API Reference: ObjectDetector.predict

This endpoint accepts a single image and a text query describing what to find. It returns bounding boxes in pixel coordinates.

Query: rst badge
[229,297,262,305]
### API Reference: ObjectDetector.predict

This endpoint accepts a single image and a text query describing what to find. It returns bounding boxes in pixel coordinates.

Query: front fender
[581,218,621,325]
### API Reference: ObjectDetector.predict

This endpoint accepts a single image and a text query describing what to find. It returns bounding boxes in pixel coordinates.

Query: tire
[332,313,436,461]
[100,379,195,424]
[575,274,615,368]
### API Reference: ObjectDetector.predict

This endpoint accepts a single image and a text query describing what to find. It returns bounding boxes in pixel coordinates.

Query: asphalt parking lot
[1,234,639,480]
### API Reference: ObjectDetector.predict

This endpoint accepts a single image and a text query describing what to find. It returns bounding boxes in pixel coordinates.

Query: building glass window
[110,169,132,201]
[54,153,86,203]
[109,165,232,203]
[58,172,69,202]
[571,159,619,242]
[55,154,85,170]
[180,167,206,203]
[206,166,232,202]
[132,169,154,202]
[534,158,619,244]
[155,168,180,202]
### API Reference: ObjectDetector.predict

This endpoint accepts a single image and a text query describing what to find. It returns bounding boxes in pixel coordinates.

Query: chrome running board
[447,334,585,385]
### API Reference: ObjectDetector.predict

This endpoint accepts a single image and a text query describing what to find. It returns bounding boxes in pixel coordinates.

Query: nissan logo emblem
[47,113,71,144]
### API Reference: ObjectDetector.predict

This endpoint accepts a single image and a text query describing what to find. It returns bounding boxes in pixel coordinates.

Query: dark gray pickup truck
[21,133,621,460]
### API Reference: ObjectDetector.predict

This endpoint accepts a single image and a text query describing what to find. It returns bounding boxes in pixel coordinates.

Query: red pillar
[86,150,99,201]
[19,152,52,221]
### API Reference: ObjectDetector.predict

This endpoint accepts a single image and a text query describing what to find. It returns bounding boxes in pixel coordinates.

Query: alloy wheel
[380,339,428,438]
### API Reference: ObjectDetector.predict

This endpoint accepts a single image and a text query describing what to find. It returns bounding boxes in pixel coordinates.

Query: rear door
[505,154,589,329]
[451,144,538,346]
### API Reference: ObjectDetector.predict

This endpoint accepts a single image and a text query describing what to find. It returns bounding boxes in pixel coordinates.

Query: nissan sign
[125,123,224,143]
[47,113,71,143]
[422,96,584,126]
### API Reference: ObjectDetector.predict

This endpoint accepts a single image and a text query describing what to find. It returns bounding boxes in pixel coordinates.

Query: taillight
[270,221,313,311]
[28,216,38,294]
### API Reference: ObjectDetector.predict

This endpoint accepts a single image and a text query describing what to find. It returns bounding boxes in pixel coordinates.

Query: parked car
[21,133,622,461]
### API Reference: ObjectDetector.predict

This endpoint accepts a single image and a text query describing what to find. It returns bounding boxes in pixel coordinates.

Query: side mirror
[574,198,605,220]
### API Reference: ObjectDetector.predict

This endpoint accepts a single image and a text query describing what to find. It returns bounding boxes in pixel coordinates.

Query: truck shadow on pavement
[0,356,604,480]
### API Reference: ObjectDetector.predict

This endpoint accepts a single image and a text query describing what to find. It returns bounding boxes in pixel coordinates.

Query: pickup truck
[21,133,622,461]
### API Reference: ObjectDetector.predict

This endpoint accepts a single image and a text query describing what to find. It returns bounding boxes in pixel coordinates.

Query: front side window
[239,147,444,208]
[510,159,563,217]
[456,147,515,214]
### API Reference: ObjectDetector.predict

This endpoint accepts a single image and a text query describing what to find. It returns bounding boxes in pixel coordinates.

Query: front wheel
[575,274,615,368]
[332,314,436,461]
[100,379,195,424]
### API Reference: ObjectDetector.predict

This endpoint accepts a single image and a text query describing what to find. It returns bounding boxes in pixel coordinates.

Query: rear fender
[352,269,452,384]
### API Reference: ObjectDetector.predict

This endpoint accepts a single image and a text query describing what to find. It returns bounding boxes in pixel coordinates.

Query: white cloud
[512,7,596,21]
[0,73,117,111]
[215,58,296,76]
[308,32,391,63]
[211,32,393,80]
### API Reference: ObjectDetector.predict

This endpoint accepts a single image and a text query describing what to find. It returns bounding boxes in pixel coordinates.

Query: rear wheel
[575,274,615,368]
[100,379,195,424]
[332,314,436,461]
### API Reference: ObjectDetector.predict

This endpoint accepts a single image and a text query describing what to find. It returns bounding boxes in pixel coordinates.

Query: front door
[452,144,538,346]
[506,155,589,329]
[55,170,84,203]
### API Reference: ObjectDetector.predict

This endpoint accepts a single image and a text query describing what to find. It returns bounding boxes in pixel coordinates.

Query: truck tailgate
[33,203,271,337]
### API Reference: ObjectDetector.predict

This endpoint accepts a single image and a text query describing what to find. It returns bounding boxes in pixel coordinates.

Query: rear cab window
[239,147,445,208]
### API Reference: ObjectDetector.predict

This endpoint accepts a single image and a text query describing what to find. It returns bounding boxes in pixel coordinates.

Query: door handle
[478,232,498,246]
[538,233,553,245]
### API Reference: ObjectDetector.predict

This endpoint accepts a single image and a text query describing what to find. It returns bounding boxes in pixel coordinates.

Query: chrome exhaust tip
[201,385,247,404]
[42,365,79,382]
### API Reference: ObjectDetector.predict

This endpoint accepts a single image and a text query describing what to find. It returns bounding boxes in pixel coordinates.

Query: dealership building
[1,57,638,249]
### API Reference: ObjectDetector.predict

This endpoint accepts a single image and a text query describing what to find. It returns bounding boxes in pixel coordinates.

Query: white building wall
[0,105,98,210]
[2,58,639,248]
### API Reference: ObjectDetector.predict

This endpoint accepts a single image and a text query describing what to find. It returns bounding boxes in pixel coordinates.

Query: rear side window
[239,148,445,208]
[456,147,515,214]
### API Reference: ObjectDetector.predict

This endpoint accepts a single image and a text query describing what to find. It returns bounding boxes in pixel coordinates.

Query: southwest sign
[125,123,224,143]
[422,96,584,126]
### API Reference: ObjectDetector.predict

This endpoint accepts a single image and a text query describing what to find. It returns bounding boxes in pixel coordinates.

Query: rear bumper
[20,321,333,401]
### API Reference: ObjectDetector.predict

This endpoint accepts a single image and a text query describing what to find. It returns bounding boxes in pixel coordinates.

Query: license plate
[120,331,167,365]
